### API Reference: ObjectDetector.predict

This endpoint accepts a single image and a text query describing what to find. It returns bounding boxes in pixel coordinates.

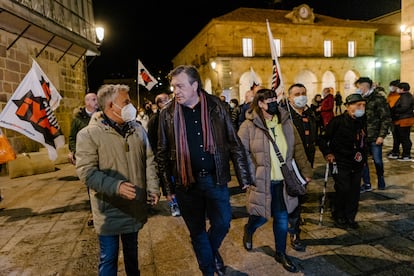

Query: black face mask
[266,101,279,115]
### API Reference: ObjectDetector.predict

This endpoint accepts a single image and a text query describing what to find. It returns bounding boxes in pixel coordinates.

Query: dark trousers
[288,195,305,236]
[393,125,412,157]
[98,232,139,276]
[245,180,288,254]
[176,175,231,275]
[332,167,361,223]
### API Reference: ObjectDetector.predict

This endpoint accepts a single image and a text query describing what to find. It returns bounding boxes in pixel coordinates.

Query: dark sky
[87,0,401,92]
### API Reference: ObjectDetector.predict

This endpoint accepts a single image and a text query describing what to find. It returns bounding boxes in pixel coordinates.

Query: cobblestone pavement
[1,135,414,275]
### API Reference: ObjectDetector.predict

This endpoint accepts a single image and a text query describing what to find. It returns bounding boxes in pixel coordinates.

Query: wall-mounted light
[96,26,105,44]
[211,61,217,70]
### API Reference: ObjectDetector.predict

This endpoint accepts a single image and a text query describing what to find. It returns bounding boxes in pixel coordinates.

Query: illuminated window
[348,41,356,57]
[274,39,281,57]
[324,40,332,57]
[242,38,253,57]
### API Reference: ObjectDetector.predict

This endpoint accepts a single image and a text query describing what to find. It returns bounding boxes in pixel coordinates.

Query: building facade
[172,5,401,104]
[0,0,100,153]
[401,0,414,85]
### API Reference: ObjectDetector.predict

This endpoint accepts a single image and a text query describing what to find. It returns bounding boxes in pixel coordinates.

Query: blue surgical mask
[354,109,365,118]
[355,89,362,94]
[293,95,308,108]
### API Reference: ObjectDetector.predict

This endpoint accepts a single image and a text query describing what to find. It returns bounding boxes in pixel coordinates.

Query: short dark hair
[389,79,400,86]
[355,77,373,87]
[397,82,410,91]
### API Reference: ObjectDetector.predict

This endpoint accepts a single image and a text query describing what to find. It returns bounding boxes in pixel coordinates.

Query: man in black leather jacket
[157,65,252,276]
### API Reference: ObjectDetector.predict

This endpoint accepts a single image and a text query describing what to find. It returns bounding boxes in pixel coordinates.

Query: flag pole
[137,59,140,108]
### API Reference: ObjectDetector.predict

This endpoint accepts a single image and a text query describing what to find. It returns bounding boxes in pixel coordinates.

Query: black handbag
[263,130,307,197]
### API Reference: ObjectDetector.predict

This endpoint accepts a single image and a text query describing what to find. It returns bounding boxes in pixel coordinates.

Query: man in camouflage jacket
[355,77,391,190]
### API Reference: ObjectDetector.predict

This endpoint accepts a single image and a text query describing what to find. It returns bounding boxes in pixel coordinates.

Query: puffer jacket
[364,90,391,143]
[157,91,252,194]
[238,107,313,217]
[68,107,92,153]
[75,111,160,235]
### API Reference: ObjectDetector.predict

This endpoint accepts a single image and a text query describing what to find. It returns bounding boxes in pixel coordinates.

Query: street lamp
[96,26,105,45]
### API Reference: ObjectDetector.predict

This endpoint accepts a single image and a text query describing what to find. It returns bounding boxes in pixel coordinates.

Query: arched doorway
[205,78,213,94]
[239,68,262,104]
[344,70,358,97]
[322,71,336,92]
[294,70,318,106]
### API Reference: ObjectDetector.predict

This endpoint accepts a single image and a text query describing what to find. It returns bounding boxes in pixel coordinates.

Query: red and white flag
[138,59,158,91]
[266,19,284,100]
[0,59,65,161]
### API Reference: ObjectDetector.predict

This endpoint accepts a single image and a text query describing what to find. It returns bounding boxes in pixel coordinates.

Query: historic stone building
[401,0,414,85]
[172,5,401,103]
[0,0,100,154]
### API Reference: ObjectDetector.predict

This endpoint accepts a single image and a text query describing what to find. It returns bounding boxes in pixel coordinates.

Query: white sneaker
[170,203,181,217]
[397,156,412,162]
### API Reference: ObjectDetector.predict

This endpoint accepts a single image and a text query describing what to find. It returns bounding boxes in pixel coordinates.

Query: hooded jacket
[75,111,159,235]
[238,107,313,217]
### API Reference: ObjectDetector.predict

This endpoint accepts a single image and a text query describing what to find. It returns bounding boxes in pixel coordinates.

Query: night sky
[87,0,401,92]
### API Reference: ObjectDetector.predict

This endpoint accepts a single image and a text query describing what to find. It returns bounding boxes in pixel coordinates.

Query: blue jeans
[176,174,232,275]
[362,141,385,188]
[245,180,288,254]
[98,232,139,276]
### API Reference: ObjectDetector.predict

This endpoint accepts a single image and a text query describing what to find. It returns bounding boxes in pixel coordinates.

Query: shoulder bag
[262,129,307,197]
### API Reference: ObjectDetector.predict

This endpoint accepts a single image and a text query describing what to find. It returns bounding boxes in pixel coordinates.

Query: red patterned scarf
[174,92,215,186]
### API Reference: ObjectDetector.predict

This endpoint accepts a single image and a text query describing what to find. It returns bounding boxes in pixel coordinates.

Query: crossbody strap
[261,128,286,166]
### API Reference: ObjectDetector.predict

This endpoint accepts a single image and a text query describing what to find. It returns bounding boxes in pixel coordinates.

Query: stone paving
[0,135,414,275]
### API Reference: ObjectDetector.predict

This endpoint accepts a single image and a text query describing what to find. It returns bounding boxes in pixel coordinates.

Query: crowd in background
[70,66,413,275]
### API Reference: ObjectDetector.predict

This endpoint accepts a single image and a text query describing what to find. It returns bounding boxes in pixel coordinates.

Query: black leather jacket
[157,91,252,194]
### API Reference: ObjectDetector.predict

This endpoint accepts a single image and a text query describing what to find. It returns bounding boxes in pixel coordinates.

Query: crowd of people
[71,65,413,275]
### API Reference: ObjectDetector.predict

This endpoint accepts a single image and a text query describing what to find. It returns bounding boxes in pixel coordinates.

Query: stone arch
[239,70,262,104]
[322,71,336,92]
[293,70,317,106]
[343,70,359,97]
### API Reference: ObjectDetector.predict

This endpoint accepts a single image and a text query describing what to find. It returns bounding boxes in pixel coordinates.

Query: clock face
[299,6,309,19]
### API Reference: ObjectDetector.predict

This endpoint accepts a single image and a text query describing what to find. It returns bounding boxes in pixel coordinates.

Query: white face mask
[354,109,365,118]
[229,102,236,109]
[139,111,145,117]
[293,95,308,108]
[114,103,137,122]
[355,89,362,94]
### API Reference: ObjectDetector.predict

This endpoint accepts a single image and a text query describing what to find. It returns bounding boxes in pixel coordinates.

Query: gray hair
[97,84,130,111]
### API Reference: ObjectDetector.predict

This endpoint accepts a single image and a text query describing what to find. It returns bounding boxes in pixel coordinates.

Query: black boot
[275,252,298,273]
[290,234,306,252]
[243,224,253,251]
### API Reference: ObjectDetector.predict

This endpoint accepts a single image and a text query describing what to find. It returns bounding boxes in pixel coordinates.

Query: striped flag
[137,59,158,91]
[0,59,64,161]
[266,19,284,100]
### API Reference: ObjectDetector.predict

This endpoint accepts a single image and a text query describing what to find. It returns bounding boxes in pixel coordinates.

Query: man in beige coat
[76,84,160,275]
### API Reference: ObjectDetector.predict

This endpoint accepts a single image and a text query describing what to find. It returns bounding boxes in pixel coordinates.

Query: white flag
[0,59,65,161]
[266,19,284,100]
[249,66,260,89]
[137,60,158,91]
